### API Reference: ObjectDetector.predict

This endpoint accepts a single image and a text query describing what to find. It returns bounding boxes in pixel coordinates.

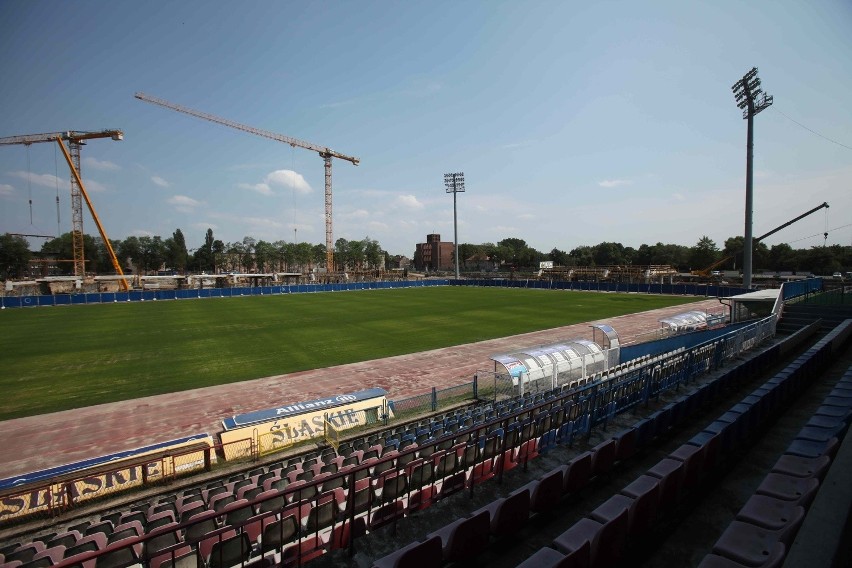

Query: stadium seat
[515,544,590,568]
[612,427,637,464]
[560,451,592,496]
[371,535,443,568]
[207,532,250,568]
[734,495,805,543]
[590,439,617,477]
[697,542,786,568]
[755,473,819,508]
[184,513,228,562]
[769,454,830,481]
[646,458,685,512]
[259,514,299,557]
[526,468,565,515]
[711,520,800,566]
[553,507,628,568]
[474,485,531,537]
[427,510,490,563]
[94,537,141,568]
[618,475,661,538]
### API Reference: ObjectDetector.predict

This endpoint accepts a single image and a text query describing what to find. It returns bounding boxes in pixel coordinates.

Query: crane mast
[134,92,359,271]
[0,130,124,282]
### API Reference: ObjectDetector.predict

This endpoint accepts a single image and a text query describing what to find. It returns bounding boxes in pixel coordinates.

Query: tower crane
[134,92,360,271]
[0,130,129,290]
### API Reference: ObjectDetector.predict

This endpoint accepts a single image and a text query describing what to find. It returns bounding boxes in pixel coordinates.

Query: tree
[118,236,142,273]
[136,236,166,274]
[364,238,383,270]
[548,248,570,267]
[0,233,32,279]
[165,229,188,273]
[569,246,594,266]
[40,233,98,275]
[348,239,365,270]
[93,237,123,274]
[334,238,350,271]
[768,243,797,272]
[689,236,718,271]
[634,242,690,270]
[254,240,275,272]
[593,242,627,266]
[311,244,327,268]
[191,228,216,273]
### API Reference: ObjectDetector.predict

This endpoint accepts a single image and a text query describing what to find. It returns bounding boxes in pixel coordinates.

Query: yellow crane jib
[0,129,124,280]
[54,138,129,291]
[134,92,359,272]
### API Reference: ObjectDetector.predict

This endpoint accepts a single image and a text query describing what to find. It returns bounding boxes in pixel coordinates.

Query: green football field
[0,287,697,420]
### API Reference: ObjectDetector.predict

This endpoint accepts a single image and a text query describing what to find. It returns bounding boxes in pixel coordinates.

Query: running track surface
[0,298,723,479]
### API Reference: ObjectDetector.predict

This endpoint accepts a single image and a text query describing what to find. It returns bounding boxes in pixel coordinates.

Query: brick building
[413,234,455,272]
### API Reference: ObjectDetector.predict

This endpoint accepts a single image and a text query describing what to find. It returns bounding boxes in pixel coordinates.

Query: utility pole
[732,67,773,289]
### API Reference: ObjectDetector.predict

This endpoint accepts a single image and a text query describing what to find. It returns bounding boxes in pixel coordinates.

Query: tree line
[0,230,849,280]
[0,229,394,278]
[459,236,850,276]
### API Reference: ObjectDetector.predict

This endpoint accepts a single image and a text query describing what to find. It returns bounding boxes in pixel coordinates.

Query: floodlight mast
[732,67,773,289]
[444,172,465,280]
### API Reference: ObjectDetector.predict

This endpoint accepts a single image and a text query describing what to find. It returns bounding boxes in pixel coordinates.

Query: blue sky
[1,1,850,257]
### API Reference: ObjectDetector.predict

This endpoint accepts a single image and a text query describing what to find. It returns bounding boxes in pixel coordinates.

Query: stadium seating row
[698,360,852,563]
[517,319,851,568]
[368,319,846,568]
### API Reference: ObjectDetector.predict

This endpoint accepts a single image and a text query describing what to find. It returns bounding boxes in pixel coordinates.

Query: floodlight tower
[444,172,465,280]
[732,67,773,289]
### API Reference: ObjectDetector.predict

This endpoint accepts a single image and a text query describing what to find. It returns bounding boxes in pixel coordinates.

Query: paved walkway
[0,298,723,479]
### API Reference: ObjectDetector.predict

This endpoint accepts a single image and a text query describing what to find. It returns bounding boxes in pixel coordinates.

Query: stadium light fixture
[444,172,465,280]
[732,67,773,289]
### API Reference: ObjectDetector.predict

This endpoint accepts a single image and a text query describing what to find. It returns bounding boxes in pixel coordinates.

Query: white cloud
[238,182,273,196]
[598,179,633,188]
[151,176,170,188]
[168,195,201,207]
[191,222,218,231]
[167,195,201,213]
[237,169,312,196]
[0,183,14,197]
[672,192,686,201]
[368,220,390,231]
[264,170,312,194]
[341,209,370,219]
[84,180,108,193]
[241,216,285,230]
[11,171,63,188]
[83,157,120,171]
[395,195,424,209]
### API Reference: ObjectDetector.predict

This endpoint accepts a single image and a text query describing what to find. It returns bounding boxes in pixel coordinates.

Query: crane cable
[54,142,61,236]
[786,221,852,245]
[26,144,33,224]
[291,145,297,244]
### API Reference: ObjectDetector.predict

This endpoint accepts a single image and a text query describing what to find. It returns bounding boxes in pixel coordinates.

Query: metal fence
[389,380,476,420]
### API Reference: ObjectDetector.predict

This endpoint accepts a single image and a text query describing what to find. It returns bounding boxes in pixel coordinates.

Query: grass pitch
[0,287,696,420]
